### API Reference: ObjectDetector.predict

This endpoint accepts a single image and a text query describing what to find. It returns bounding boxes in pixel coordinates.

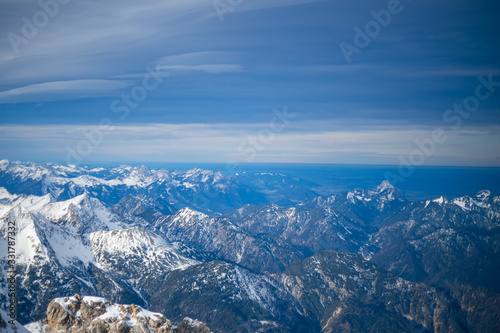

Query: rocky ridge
[24,294,211,333]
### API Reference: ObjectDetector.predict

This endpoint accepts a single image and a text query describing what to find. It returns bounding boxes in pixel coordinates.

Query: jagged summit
[39,192,123,233]
[173,207,210,221]
[0,159,9,170]
[343,180,405,211]
[475,189,492,201]
[374,180,395,192]
[432,196,447,205]
[422,188,499,213]
[24,294,212,333]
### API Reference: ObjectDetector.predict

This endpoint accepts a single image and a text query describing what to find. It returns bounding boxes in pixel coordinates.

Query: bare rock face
[45,296,79,330]
[175,318,212,333]
[29,294,211,333]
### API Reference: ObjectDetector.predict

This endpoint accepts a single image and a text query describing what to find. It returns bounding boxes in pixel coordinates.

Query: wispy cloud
[154,52,243,73]
[155,52,241,65]
[235,0,326,13]
[156,64,242,74]
[0,80,132,103]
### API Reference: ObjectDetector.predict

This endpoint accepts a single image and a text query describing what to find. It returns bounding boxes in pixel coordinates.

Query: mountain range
[0,160,499,332]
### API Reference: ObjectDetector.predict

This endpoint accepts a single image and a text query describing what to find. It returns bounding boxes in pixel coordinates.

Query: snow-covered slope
[90,227,198,296]
[0,188,199,324]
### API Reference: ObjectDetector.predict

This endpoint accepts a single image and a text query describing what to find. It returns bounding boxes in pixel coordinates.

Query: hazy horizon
[3,159,500,201]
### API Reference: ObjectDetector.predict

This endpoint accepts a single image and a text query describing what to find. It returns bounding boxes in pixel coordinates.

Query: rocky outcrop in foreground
[24,294,211,333]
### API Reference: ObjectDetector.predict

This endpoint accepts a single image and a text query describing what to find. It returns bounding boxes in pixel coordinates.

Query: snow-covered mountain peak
[11,162,53,181]
[115,165,173,187]
[184,167,206,176]
[175,207,210,221]
[90,227,166,253]
[19,193,54,212]
[0,188,54,212]
[452,196,471,211]
[0,159,9,171]
[298,195,337,210]
[39,194,122,232]
[69,192,91,204]
[262,202,281,211]
[475,190,491,201]
[48,163,87,177]
[345,181,405,210]
[0,186,17,201]
[154,168,172,181]
[165,207,217,234]
[449,192,496,212]
[90,227,198,278]
[432,196,447,205]
[120,165,154,187]
[1,206,50,265]
[39,195,88,224]
[375,180,395,193]
[182,168,224,183]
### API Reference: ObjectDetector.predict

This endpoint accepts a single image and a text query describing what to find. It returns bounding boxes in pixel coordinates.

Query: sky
[0,0,499,166]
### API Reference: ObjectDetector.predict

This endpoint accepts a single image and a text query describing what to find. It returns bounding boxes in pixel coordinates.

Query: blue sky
[0,0,499,166]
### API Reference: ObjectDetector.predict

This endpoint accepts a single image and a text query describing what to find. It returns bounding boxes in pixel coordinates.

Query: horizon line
[3,159,500,169]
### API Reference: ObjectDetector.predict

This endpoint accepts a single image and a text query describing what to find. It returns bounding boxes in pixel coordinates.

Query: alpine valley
[1,160,499,332]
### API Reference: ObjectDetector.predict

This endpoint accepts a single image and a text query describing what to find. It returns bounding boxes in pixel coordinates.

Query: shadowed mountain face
[281,251,466,333]
[1,161,499,332]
